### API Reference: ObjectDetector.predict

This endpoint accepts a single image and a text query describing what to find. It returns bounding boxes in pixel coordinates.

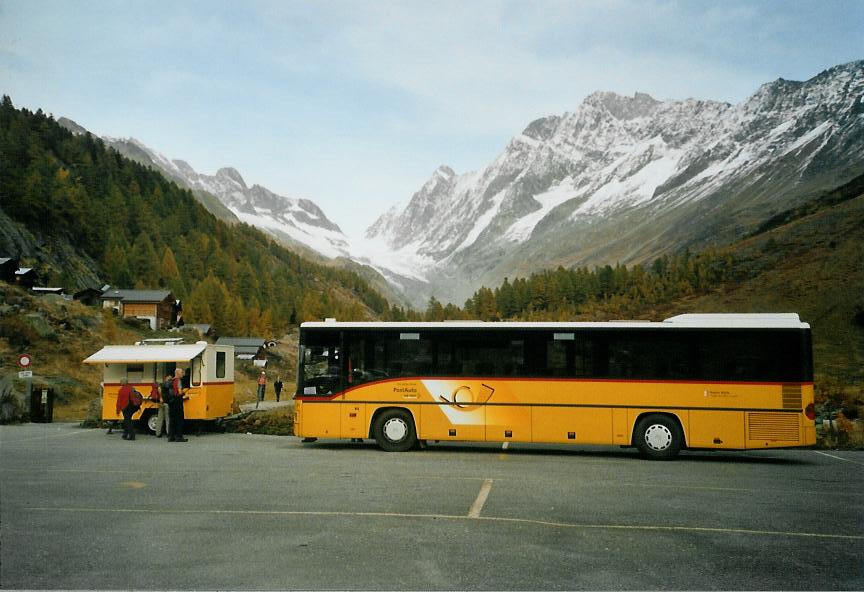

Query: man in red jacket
[115,378,136,441]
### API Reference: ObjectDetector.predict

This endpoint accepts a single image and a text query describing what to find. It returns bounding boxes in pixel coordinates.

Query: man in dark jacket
[168,368,188,442]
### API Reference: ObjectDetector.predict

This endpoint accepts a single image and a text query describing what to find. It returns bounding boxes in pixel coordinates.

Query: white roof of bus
[83,343,208,364]
[301,314,809,330]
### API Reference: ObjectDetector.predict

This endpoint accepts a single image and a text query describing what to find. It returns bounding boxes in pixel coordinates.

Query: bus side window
[573,340,593,378]
[546,341,570,377]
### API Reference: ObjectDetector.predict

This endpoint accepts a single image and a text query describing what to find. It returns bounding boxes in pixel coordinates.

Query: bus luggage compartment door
[340,402,366,439]
[300,401,340,438]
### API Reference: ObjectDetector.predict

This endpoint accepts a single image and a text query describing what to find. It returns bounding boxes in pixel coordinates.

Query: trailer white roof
[83,343,208,364]
[301,314,809,330]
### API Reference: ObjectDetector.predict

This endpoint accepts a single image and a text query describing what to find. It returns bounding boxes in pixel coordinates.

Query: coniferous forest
[0,96,389,334]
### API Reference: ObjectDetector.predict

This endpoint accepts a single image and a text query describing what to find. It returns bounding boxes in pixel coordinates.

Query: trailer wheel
[141,411,159,435]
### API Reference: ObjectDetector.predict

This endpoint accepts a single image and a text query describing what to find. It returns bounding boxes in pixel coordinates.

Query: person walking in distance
[256,371,266,409]
[115,378,138,441]
[273,376,283,403]
[168,368,188,442]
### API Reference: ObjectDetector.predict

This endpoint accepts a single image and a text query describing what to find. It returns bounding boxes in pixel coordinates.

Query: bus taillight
[804,403,816,421]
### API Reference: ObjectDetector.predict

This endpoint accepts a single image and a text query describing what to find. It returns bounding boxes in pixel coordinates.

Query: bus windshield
[299,331,341,395]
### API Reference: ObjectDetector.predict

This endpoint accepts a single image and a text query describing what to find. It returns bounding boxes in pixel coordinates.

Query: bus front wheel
[373,409,417,452]
[634,414,682,460]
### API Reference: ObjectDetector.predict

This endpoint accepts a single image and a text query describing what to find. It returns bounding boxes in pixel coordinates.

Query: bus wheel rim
[383,418,408,442]
[644,424,672,451]
[146,413,159,433]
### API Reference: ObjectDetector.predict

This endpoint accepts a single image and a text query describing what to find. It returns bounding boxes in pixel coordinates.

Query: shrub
[0,315,41,348]
[221,407,294,436]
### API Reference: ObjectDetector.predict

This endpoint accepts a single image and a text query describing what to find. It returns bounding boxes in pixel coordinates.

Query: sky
[2,0,862,238]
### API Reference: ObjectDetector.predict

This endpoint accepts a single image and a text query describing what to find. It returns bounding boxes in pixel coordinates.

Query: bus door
[342,336,368,439]
[299,333,343,438]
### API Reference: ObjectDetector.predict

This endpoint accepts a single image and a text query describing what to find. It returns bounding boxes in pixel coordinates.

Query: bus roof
[301,314,809,331]
[83,342,210,364]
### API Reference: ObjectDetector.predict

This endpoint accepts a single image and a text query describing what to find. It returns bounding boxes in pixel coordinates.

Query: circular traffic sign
[17,354,32,369]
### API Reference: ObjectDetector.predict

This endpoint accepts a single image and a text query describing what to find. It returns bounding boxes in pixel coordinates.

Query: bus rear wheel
[373,409,417,452]
[634,414,682,460]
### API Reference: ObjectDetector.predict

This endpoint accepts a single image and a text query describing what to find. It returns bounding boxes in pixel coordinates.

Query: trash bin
[29,387,54,423]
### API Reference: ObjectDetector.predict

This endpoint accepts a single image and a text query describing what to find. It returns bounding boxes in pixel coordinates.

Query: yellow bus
[83,340,235,433]
[293,314,815,459]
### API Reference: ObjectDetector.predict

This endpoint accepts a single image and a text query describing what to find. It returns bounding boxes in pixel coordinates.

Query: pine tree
[159,246,184,297]
[426,296,445,321]
[130,231,160,287]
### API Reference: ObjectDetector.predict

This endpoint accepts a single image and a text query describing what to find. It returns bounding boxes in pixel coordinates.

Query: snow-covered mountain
[59,60,864,308]
[366,60,864,305]
[100,138,353,259]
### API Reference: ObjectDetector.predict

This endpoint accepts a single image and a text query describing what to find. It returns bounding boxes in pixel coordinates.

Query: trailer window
[126,364,144,382]
[191,358,202,386]
[216,352,226,379]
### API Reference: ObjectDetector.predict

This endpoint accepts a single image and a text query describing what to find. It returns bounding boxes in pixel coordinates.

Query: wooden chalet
[73,287,104,306]
[14,267,37,289]
[100,288,178,330]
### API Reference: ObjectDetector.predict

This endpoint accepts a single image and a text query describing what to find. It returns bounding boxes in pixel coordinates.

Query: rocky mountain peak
[582,91,661,120]
[435,165,456,179]
[215,167,247,189]
[814,59,864,81]
[522,115,562,141]
[172,159,197,177]
[419,165,457,195]
[57,117,88,135]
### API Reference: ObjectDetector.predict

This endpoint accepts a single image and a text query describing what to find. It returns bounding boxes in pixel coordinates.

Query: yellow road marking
[467,479,494,518]
[25,506,863,541]
[120,481,147,489]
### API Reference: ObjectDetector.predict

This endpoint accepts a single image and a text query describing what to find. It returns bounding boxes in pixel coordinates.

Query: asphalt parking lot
[1,422,862,590]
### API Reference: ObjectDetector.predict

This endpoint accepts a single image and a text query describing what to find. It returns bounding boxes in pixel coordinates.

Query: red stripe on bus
[103,381,233,387]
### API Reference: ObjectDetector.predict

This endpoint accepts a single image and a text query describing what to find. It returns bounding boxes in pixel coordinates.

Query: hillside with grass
[0,283,141,421]
[0,281,299,424]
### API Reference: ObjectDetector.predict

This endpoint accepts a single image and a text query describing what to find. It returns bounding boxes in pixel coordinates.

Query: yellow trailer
[83,340,235,433]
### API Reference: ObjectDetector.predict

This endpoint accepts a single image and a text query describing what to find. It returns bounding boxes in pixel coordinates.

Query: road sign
[17,354,32,369]
[19,370,33,378]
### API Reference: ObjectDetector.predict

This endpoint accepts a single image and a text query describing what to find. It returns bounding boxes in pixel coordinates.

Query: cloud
[238,0,793,141]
